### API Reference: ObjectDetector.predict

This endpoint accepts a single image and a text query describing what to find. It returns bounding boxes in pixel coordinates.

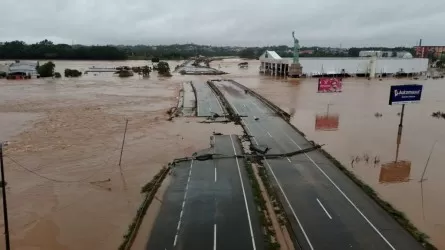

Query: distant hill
[0,40,416,60]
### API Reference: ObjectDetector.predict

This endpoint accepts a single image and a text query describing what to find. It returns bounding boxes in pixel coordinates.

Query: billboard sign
[389,84,423,105]
[379,161,411,184]
[318,78,342,93]
[315,114,339,131]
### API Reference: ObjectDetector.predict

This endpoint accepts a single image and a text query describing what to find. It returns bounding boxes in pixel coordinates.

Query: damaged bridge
[147,78,424,250]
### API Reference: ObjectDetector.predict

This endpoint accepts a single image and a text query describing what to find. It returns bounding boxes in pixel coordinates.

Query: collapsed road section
[146,135,264,250]
[177,81,196,116]
[175,81,226,118]
[209,79,424,250]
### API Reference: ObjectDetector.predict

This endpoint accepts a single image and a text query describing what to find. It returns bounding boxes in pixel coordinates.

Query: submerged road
[192,82,225,117]
[213,80,424,250]
[146,135,263,250]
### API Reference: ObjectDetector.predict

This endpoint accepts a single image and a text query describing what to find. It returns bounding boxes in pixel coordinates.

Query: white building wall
[259,52,429,75]
[298,58,370,75]
[375,58,428,74]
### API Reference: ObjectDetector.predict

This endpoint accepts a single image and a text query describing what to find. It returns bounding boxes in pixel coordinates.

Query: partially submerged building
[3,61,40,79]
[259,50,428,77]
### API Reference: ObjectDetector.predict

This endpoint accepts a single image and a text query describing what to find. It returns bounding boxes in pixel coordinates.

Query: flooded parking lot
[1,59,444,249]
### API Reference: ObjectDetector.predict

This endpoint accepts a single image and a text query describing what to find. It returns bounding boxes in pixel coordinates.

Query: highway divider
[208,79,296,249]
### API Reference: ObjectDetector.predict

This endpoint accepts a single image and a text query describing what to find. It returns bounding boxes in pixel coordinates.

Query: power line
[5,149,119,183]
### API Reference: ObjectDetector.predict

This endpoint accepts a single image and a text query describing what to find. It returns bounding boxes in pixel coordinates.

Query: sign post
[0,143,10,250]
[389,84,423,162]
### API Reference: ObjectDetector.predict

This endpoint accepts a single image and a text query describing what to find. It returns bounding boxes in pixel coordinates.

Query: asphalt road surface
[192,82,225,117]
[181,82,195,116]
[146,135,263,250]
[213,80,424,250]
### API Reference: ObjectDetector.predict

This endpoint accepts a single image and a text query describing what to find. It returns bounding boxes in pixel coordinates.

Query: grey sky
[1,0,444,47]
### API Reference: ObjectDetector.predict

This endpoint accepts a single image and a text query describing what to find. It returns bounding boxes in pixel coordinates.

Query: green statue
[292,31,300,64]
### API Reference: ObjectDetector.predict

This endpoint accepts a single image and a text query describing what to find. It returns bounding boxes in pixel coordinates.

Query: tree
[157,61,172,76]
[239,48,257,59]
[141,66,151,77]
[392,51,397,57]
[437,53,445,68]
[64,69,82,77]
[54,72,62,78]
[0,40,127,60]
[37,61,55,77]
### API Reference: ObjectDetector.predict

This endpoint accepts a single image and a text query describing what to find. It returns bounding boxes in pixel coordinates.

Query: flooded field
[0,59,444,249]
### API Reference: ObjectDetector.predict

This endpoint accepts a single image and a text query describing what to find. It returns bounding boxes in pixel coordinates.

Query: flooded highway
[214,59,445,249]
[1,59,444,249]
[212,79,423,249]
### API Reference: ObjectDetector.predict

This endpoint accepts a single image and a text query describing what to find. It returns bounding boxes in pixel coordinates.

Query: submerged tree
[141,66,151,77]
[157,61,172,76]
[37,61,55,77]
[64,69,82,77]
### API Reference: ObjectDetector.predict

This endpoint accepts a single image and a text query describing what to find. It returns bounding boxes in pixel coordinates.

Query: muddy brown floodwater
[0,59,444,249]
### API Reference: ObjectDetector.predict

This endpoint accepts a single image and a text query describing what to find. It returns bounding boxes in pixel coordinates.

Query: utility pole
[395,104,405,162]
[0,143,10,250]
[118,119,129,167]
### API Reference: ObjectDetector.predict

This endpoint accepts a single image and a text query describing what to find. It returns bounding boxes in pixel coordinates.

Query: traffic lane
[193,82,224,117]
[215,156,261,250]
[266,158,366,249]
[214,134,240,156]
[228,97,400,249]
[224,98,280,153]
[239,99,313,152]
[218,84,312,152]
[225,94,302,155]
[174,160,215,250]
[145,162,190,250]
[240,98,423,249]
[246,112,398,249]
[265,116,424,250]
[248,118,392,249]
[289,154,398,249]
[214,134,263,249]
[302,151,425,250]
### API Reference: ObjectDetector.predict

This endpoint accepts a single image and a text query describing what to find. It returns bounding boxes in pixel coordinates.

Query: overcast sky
[1,0,444,47]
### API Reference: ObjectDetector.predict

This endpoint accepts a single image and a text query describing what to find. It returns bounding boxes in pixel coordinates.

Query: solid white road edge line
[264,160,315,250]
[283,133,396,250]
[230,134,257,250]
[173,160,194,247]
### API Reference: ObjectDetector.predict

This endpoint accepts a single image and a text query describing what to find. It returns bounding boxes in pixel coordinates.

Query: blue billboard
[389,84,423,105]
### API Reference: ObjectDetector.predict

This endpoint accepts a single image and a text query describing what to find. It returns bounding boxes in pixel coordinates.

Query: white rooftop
[259,51,282,60]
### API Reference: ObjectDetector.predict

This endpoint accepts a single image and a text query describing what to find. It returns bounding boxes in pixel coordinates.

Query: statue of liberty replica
[289,31,303,77]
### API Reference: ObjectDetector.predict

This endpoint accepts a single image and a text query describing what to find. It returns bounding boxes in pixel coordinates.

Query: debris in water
[431,111,445,119]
